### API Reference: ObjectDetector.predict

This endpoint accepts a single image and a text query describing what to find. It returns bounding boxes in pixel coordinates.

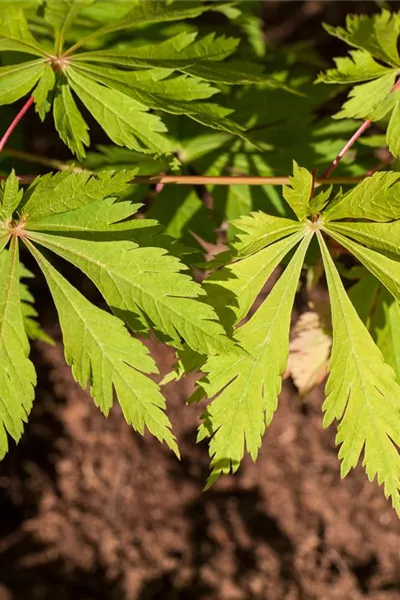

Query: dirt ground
[0,325,399,600]
[1,1,400,598]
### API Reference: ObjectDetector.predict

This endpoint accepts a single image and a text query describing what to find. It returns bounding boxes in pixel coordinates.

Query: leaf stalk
[323,78,400,177]
[0,97,34,154]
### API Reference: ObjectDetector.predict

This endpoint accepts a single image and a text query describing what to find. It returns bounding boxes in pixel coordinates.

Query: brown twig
[0,174,367,187]
[130,175,364,186]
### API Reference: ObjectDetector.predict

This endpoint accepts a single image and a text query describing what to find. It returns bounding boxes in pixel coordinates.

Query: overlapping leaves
[0,0,285,158]
[195,164,400,515]
[318,10,400,156]
[0,170,237,459]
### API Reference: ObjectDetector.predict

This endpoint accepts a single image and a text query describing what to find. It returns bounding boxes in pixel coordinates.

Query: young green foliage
[197,164,400,515]
[0,0,286,159]
[3,2,400,521]
[318,10,400,156]
[0,240,36,458]
[0,170,237,458]
[198,234,311,488]
[318,234,400,515]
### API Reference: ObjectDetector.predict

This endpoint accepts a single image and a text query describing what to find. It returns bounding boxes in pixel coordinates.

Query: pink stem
[323,78,400,178]
[323,120,372,178]
[0,96,34,153]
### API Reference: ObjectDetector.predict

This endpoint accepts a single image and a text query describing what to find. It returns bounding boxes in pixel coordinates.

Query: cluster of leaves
[0,168,239,457]
[0,0,284,158]
[318,9,400,156]
[1,2,400,519]
[195,164,400,515]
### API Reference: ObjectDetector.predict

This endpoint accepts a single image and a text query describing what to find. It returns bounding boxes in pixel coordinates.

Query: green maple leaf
[0,0,287,158]
[29,242,178,454]
[198,234,311,487]
[0,240,36,458]
[318,233,400,516]
[324,171,400,222]
[196,164,400,515]
[328,218,400,256]
[0,170,237,458]
[195,166,312,484]
[318,10,400,156]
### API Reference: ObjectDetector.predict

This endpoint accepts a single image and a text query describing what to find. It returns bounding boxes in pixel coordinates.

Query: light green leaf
[282,161,313,220]
[323,11,400,67]
[72,31,238,67]
[198,234,311,488]
[69,64,245,140]
[26,231,236,355]
[204,230,305,331]
[45,0,94,53]
[25,196,159,245]
[318,232,400,516]
[33,63,56,121]
[0,240,36,458]
[230,211,302,257]
[22,170,135,219]
[0,170,23,219]
[309,185,332,215]
[53,77,90,160]
[334,72,396,120]
[65,1,233,53]
[0,6,47,56]
[318,49,393,84]
[71,63,218,102]
[324,227,400,305]
[29,241,178,454]
[323,171,400,222]
[67,69,173,155]
[0,0,42,9]
[387,99,400,157]
[25,196,144,235]
[0,60,45,106]
[328,220,400,257]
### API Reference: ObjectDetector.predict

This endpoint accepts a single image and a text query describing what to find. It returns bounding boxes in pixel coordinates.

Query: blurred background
[0,2,399,599]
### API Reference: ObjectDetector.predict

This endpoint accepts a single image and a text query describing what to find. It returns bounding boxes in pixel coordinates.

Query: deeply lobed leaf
[320,10,400,155]
[30,242,178,454]
[318,233,400,516]
[0,241,36,458]
[198,234,311,487]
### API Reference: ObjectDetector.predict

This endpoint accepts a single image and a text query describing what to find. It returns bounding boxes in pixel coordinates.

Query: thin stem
[323,120,372,178]
[323,78,400,178]
[55,30,63,57]
[131,175,364,186]
[63,28,101,58]
[0,97,34,154]
[0,174,365,186]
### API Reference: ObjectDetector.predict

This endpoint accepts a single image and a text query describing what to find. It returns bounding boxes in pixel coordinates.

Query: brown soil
[0,326,399,600]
